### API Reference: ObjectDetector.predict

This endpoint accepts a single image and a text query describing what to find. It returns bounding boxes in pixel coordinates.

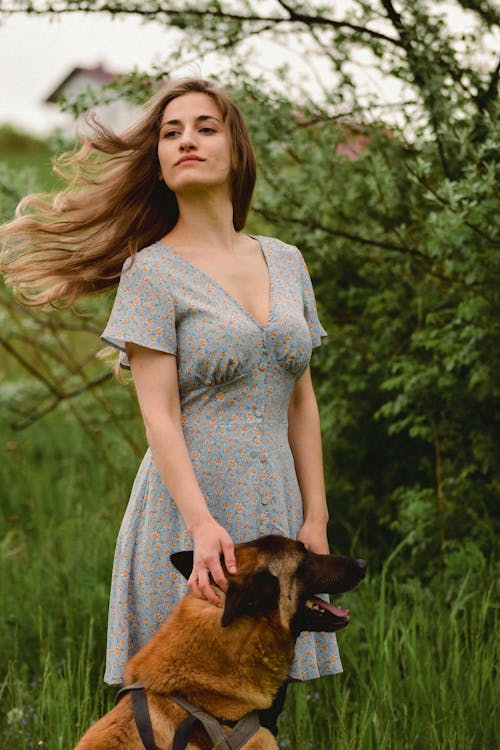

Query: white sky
[0,11,330,136]
[0,7,497,136]
[0,13,190,134]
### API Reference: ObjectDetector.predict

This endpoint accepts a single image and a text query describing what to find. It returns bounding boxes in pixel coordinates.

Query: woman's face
[157,92,232,197]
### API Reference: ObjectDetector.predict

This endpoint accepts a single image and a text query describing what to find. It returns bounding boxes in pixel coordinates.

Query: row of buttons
[257,345,270,535]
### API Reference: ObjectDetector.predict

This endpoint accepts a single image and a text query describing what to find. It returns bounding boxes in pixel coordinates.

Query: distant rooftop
[45,64,117,103]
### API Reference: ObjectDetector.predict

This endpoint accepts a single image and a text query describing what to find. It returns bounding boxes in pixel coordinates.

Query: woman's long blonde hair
[0,78,257,307]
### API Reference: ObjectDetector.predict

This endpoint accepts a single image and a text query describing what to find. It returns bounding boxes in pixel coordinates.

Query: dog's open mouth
[299,595,350,632]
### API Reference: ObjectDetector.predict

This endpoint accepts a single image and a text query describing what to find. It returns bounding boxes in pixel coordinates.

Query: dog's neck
[125,593,295,719]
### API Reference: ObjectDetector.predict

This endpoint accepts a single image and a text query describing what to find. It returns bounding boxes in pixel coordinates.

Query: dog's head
[171,535,366,636]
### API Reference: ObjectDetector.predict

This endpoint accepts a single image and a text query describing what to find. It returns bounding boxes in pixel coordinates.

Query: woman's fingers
[189,521,237,606]
[189,566,222,607]
[208,556,229,593]
[220,533,237,575]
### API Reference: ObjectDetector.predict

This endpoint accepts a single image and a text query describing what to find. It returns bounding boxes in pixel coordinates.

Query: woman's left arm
[288,366,330,555]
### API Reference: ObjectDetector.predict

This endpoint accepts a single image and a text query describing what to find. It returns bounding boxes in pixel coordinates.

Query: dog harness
[115,682,261,750]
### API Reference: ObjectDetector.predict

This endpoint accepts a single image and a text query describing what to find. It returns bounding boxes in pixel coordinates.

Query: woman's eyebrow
[160,114,222,130]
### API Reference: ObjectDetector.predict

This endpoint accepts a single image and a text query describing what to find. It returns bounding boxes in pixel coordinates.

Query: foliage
[228,79,500,583]
[1,415,498,748]
[1,1,499,583]
[0,126,60,192]
[0,125,47,153]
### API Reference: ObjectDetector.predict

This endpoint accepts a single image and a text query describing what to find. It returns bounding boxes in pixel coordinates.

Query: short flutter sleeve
[297,250,327,348]
[101,255,176,369]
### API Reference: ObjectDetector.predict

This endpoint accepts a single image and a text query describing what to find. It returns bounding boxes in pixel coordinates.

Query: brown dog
[75,535,366,749]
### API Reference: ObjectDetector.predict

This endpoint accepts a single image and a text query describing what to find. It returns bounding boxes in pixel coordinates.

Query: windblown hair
[0,78,257,307]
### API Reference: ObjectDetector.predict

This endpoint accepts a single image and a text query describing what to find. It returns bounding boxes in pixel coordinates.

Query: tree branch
[475,55,500,112]
[0,336,59,395]
[272,0,403,46]
[0,1,404,48]
[404,162,500,246]
[252,206,499,308]
[9,371,112,430]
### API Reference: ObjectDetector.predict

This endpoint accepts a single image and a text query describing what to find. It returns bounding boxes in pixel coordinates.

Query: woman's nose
[178,130,197,151]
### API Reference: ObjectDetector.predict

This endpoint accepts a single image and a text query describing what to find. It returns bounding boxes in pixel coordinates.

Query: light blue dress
[101,235,342,684]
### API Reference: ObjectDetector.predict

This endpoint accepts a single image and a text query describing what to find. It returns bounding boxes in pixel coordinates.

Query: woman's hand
[188,518,237,606]
[297,519,330,555]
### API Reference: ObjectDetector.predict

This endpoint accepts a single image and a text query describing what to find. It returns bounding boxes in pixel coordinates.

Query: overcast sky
[0,13,189,134]
[0,10,322,136]
[0,7,497,136]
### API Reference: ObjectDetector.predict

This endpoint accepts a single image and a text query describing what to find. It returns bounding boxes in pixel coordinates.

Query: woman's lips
[176,156,204,165]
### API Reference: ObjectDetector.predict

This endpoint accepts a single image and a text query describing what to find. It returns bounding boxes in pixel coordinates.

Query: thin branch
[0,1,404,48]
[475,55,500,112]
[10,371,113,430]
[273,0,403,46]
[252,206,499,308]
[0,335,133,438]
[378,0,452,177]
[404,163,500,246]
[0,336,59,394]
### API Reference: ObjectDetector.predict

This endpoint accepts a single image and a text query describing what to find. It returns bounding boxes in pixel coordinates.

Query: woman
[0,77,341,735]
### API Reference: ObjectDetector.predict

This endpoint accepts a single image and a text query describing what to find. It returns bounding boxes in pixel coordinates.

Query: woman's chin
[172,178,232,200]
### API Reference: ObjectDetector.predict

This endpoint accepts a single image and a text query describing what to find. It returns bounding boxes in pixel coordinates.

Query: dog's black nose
[356,559,367,576]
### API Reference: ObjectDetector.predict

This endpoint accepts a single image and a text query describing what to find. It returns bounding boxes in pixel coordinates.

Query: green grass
[0,125,62,193]
[1,414,498,749]
[283,575,498,749]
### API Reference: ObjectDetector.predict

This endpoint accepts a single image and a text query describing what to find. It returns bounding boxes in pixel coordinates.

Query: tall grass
[284,572,498,749]
[1,413,498,749]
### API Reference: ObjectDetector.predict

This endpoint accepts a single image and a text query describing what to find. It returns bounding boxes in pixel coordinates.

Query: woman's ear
[221,570,280,627]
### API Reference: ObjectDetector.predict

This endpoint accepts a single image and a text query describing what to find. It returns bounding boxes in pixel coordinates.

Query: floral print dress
[101,235,341,684]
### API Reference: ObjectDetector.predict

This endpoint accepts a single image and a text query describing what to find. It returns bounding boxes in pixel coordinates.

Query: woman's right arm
[126,341,237,606]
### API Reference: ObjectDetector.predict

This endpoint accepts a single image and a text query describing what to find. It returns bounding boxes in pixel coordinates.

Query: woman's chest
[171,273,312,392]
[179,251,271,328]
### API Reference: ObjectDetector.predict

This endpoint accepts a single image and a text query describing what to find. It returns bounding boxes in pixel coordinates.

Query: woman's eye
[164,130,180,138]
[200,127,216,134]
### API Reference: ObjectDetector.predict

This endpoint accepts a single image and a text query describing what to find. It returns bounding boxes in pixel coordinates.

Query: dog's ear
[221,570,280,627]
[170,550,194,580]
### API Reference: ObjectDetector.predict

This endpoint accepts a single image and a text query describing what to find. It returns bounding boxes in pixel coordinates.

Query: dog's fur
[75,535,366,749]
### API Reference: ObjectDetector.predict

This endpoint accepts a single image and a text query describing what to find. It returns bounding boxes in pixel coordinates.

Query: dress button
[260,455,267,462]
[259,364,266,371]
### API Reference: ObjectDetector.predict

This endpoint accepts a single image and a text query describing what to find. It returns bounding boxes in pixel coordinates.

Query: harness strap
[115,683,261,750]
[115,682,157,750]
[172,714,203,750]
[169,692,261,750]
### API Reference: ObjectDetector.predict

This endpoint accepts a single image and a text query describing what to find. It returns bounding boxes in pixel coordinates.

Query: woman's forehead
[161,92,223,125]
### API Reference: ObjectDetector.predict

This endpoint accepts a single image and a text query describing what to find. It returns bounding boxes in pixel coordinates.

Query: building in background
[45,64,140,137]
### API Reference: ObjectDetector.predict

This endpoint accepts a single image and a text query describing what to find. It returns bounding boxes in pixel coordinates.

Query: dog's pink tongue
[313,596,349,618]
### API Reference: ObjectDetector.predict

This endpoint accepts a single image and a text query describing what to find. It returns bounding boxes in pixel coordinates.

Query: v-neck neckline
[157,234,273,329]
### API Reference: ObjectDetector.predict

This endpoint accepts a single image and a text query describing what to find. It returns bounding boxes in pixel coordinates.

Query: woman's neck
[168,191,240,254]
